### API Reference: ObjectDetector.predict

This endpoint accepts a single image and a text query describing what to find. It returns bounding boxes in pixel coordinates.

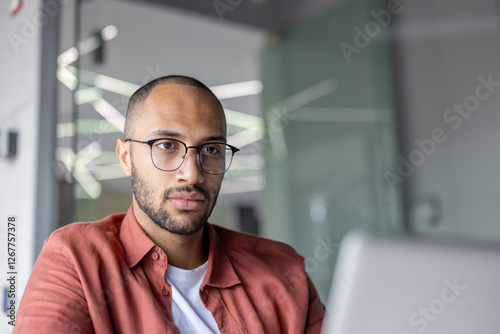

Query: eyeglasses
[125,138,239,175]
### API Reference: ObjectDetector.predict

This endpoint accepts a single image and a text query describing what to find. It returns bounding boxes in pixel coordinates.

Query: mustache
[163,184,211,201]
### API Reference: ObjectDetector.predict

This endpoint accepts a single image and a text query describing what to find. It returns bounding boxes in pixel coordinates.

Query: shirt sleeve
[304,275,326,334]
[13,237,94,334]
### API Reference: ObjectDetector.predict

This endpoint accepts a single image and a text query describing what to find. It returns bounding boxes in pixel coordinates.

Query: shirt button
[162,288,168,296]
[152,252,159,260]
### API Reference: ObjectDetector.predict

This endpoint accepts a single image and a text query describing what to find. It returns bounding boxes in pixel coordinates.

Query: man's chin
[154,208,208,234]
[162,219,206,236]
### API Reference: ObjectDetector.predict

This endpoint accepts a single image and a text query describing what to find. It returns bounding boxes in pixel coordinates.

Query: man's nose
[175,148,205,184]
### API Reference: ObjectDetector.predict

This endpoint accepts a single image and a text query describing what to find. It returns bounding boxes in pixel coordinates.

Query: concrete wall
[0,0,60,330]
[1,1,41,331]
[393,0,500,239]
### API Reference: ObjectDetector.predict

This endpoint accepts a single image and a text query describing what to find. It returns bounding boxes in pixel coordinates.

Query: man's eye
[159,143,172,150]
[155,140,177,151]
[202,145,220,155]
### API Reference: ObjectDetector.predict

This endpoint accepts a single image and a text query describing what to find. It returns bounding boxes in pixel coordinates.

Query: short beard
[131,164,219,236]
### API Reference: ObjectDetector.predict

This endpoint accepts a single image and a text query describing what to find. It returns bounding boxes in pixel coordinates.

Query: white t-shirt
[164,261,221,334]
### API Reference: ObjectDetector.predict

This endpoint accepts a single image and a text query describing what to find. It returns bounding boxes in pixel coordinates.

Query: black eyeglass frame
[125,138,240,175]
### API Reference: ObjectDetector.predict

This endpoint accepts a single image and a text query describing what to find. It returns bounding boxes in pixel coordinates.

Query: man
[14,75,325,333]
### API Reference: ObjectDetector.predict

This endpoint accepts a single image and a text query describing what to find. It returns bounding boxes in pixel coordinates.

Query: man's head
[116,75,227,236]
[124,75,225,139]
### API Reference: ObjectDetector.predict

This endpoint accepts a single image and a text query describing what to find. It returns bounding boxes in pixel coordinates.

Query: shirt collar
[203,223,241,289]
[119,205,241,289]
[120,206,156,268]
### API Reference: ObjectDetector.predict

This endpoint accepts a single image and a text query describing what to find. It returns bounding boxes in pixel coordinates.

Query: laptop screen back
[321,230,500,334]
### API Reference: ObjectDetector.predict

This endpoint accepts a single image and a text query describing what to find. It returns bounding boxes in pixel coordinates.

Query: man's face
[126,83,226,235]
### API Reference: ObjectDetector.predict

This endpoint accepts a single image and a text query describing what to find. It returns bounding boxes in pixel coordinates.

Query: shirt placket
[201,286,246,334]
[143,246,177,330]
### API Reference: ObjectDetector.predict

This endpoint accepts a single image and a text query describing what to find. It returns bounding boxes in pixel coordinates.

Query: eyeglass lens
[150,139,234,174]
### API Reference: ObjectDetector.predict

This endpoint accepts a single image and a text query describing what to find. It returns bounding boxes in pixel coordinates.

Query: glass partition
[261,0,403,300]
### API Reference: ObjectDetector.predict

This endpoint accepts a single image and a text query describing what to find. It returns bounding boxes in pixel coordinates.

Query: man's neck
[132,203,209,270]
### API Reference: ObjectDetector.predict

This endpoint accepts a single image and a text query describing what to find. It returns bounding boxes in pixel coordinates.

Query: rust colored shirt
[14,206,324,333]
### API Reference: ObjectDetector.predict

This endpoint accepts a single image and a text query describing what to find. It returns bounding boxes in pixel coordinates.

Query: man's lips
[167,192,206,210]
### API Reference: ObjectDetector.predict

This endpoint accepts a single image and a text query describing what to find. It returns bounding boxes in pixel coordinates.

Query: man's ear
[116,138,132,177]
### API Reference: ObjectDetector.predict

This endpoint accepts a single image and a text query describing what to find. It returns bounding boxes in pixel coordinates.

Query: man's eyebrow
[148,130,182,138]
[202,135,227,142]
[147,130,226,143]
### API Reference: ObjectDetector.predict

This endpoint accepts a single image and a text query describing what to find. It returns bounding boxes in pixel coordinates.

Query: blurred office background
[2,0,500,330]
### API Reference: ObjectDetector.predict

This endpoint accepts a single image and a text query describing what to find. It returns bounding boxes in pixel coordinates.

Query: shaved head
[124,75,224,139]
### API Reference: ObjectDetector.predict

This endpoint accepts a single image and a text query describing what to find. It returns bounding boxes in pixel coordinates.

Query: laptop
[321,229,500,334]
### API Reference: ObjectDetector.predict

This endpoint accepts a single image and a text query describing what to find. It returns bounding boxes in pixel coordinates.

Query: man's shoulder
[48,212,126,249]
[211,224,303,264]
